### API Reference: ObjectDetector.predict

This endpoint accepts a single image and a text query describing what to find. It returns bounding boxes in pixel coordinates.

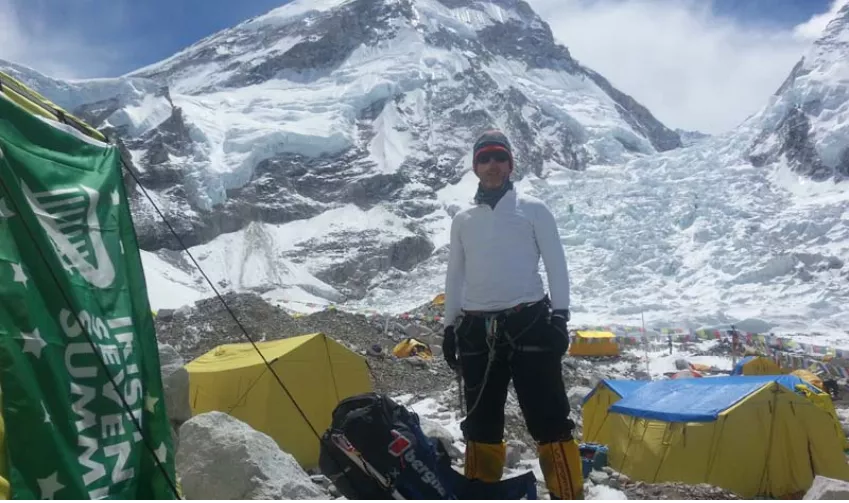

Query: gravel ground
[154,292,455,396]
[586,468,739,499]
[156,292,835,500]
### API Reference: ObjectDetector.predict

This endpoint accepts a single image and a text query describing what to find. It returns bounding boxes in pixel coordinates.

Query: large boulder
[632,370,651,381]
[568,386,593,406]
[401,323,436,343]
[177,411,326,500]
[158,343,192,425]
[804,476,849,500]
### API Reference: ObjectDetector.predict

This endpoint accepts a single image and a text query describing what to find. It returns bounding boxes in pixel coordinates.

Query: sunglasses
[475,151,510,164]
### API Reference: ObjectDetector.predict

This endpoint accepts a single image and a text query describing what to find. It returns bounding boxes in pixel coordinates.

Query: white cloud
[526,0,841,134]
[0,0,126,79]
[1,0,844,132]
[795,0,849,40]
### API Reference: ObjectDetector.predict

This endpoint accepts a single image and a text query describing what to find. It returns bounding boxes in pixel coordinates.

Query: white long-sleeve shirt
[443,188,571,327]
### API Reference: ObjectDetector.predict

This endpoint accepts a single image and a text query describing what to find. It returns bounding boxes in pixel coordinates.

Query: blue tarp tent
[604,375,849,498]
[581,379,649,406]
[609,375,820,422]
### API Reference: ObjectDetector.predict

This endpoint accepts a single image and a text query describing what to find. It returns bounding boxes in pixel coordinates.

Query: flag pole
[731,324,738,369]
[642,311,650,379]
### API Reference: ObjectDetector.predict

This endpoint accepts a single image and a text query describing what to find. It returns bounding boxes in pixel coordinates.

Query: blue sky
[711,0,831,27]
[0,0,846,132]
[0,0,296,77]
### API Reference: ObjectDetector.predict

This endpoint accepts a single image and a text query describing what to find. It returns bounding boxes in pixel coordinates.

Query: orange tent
[671,370,703,379]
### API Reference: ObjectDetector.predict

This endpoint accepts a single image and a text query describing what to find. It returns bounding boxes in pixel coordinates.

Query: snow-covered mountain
[2,0,848,339]
[1,0,679,301]
[747,2,849,181]
[114,0,680,256]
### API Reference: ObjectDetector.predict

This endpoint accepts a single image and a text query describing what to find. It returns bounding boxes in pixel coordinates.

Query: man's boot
[464,441,506,482]
[538,439,584,499]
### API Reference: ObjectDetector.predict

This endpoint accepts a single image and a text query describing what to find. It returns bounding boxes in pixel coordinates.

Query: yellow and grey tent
[569,331,619,357]
[605,375,849,498]
[186,333,373,469]
[392,338,433,359]
[581,379,648,445]
[730,355,783,376]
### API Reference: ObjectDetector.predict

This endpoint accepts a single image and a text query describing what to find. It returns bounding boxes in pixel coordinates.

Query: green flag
[0,88,177,498]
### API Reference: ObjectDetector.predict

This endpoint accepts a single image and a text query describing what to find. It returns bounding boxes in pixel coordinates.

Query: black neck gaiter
[474,179,513,209]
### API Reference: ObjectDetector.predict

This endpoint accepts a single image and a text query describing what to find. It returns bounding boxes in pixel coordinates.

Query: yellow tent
[605,375,849,498]
[791,369,824,391]
[792,383,849,451]
[186,333,373,469]
[730,355,783,376]
[688,363,712,372]
[431,293,445,306]
[581,380,648,445]
[392,338,433,359]
[569,331,619,357]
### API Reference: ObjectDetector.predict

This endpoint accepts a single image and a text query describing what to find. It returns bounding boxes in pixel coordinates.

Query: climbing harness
[458,300,549,419]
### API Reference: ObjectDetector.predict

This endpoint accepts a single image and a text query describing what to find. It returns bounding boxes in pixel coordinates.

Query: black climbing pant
[456,298,575,444]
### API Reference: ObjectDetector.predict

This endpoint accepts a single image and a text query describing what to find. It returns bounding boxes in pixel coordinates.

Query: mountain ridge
[1,0,847,337]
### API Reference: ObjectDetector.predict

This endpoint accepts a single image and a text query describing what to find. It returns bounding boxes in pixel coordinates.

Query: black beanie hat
[473,129,513,171]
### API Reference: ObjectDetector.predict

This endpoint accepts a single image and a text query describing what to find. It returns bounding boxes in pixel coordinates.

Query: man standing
[442,130,583,499]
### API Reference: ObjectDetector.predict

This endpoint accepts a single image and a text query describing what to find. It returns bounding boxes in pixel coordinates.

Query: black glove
[550,309,570,354]
[442,325,459,371]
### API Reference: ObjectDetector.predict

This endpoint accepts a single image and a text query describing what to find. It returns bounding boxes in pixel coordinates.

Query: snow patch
[586,484,629,500]
[369,99,414,174]
[261,0,356,24]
